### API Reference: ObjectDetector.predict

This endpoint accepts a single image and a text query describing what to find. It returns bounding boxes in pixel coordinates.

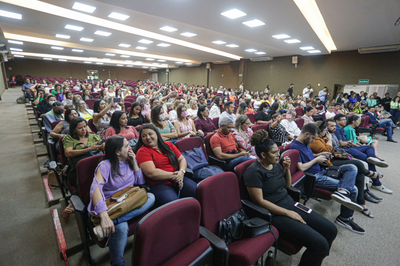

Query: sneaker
[387,139,398,143]
[93,225,104,241]
[331,191,363,211]
[371,185,393,194]
[367,157,388,168]
[335,216,365,234]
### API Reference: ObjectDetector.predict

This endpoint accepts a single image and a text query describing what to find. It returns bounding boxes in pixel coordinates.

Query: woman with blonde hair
[187,99,199,120]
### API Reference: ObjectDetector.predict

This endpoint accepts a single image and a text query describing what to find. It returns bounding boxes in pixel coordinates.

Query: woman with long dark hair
[195,106,217,135]
[127,102,148,131]
[134,124,197,206]
[88,135,155,266]
[105,111,139,143]
[150,105,178,142]
[93,99,113,136]
[255,102,272,124]
[209,96,223,119]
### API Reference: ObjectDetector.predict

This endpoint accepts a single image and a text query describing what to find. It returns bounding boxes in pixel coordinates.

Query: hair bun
[250,130,269,146]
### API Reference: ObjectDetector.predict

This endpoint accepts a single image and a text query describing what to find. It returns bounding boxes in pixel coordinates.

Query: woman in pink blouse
[105,111,140,145]
[174,105,204,139]
[233,115,255,156]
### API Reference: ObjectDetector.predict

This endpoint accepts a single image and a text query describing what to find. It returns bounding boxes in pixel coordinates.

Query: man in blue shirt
[22,78,35,100]
[290,123,365,234]
[218,101,236,127]
[366,106,397,143]
[43,102,64,137]
[318,87,328,102]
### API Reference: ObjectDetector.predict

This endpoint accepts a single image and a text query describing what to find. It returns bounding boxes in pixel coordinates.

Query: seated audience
[236,103,248,118]
[302,106,315,125]
[325,104,336,119]
[174,105,203,139]
[76,100,94,121]
[71,95,83,109]
[195,106,217,135]
[33,89,45,106]
[187,99,199,120]
[290,123,365,234]
[244,130,337,266]
[150,105,178,142]
[210,117,252,171]
[37,94,56,118]
[280,111,301,138]
[270,114,294,144]
[88,135,155,266]
[219,101,236,127]
[43,102,64,136]
[169,100,183,123]
[209,96,223,119]
[390,96,400,123]
[82,89,93,101]
[135,124,197,206]
[105,111,139,146]
[93,99,113,136]
[62,91,73,108]
[255,102,272,124]
[232,115,255,155]
[127,102,148,131]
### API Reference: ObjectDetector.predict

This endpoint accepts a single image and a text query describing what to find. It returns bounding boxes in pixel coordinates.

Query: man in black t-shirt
[287,83,294,98]
[380,93,392,112]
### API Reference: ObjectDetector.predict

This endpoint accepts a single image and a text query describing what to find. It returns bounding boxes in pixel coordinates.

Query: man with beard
[290,123,365,234]
[280,110,301,138]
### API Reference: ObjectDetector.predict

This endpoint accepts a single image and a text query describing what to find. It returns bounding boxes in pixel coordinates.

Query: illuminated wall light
[0,10,22,19]
[72,2,96,13]
[108,12,129,21]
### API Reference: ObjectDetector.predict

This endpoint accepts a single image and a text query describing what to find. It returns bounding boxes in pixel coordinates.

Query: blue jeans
[390,109,400,123]
[315,164,358,218]
[348,146,381,186]
[227,156,253,171]
[109,193,155,266]
[378,120,393,140]
[150,177,197,207]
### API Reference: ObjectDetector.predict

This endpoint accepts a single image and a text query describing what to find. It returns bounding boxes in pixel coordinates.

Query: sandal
[62,206,75,218]
[360,208,374,218]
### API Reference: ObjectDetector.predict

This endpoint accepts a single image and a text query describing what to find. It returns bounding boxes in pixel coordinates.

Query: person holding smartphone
[244,130,337,266]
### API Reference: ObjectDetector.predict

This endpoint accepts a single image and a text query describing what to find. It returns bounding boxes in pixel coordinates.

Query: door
[152,73,158,82]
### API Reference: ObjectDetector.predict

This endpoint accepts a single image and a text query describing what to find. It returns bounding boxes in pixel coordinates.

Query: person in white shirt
[239,82,244,91]
[280,110,301,138]
[168,100,183,123]
[325,105,336,120]
[318,87,328,102]
[209,96,223,119]
[217,86,224,94]
[218,101,236,127]
[303,84,314,98]
[253,95,262,110]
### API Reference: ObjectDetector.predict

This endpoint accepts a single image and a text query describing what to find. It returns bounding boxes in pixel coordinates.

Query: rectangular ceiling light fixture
[72,2,96,13]
[10,48,23,51]
[56,34,70,39]
[242,19,265,27]
[254,51,266,55]
[94,30,111,36]
[226,44,239,48]
[138,39,153,44]
[116,64,123,66]
[157,59,166,62]
[142,66,149,69]
[220,9,247,19]
[300,46,314,50]
[119,43,131,48]
[159,26,177,32]
[84,61,92,63]
[0,10,22,19]
[43,57,52,60]
[308,50,321,53]
[145,58,155,61]
[284,39,301,43]
[157,43,171,47]
[59,59,67,61]
[108,12,130,21]
[180,32,197,37]
[96,62,103,64]
[51,46,64,50]
[72,49,84,52]
[212,40,227,45]
[105,53,116,56]
[120,55,130,58]
[8,40,23,45]
[272,34,291,39]
[293,0,336,53]
[14,55,24,57]
[65,24,84,31]
[136,46,147,50]
[245,49,257,52]
[80,37,94,42]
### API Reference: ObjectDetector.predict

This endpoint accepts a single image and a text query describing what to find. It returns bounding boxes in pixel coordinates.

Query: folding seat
[124,102,131,110]
[252,124,268,132]
[197,172,278,265]
[247,113,256,124]
[124,98,134,104]
[85,99,95,109]
[87,119,97,134]
[125,95,137,101]
[212,117,219,129]
[132,198,214,266]
[233,106,239,114]
[90,92,99,99]
[205,133,227,170]
[74,91,83,96]
[295,117,305,130]
[295,107,304,117]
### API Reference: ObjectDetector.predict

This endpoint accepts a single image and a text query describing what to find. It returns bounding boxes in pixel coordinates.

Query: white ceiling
[0,0,399,69]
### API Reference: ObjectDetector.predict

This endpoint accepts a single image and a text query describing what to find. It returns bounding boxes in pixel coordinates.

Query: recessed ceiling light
[8,40,23,45]
[51,46,64,50]
[14,55,24,58]
[142,66,149,69]
[157,43,171,47]
[119,43,131,48]
[120,55,130,58]
[58,59,67,61]
[284,39,301,44]
[242,19,265,27]
[96,62,103,64]
[175,62,184,64]
[136,46,147,50]
[65,24,84,31]
[245,49,257,52]
[159,26,177,32]
[212,40,227,45]
[157,59,166,62]
[180,32,197,37]
[300,46,314,50]
[272,34,291,39]
[254,51,266,55]
[103,58,110,60]
[108,12,130,21]
[10,48,23,51]
[145,58,155,61]
[72,49,84,52]
[105,53,116,56]
[84,61,92,64]
[89,57,97,59]
[94,30,111,36]
[138,39,153,44]
[125,60,133,62]
[43,58,52,60]
[72,2,96,13]
[152,63,160,65]
[0,10,22,20]
[220,9,247,19]
[80,37,94,42]
[116,64,124,66]
[308,50,321,53]
[135,61,143,63]
[55,34,70,39]
[226,44,239,48]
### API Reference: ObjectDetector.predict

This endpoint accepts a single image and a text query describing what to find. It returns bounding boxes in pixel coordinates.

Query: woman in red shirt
[134,124,197,206]
[105,111,139,146]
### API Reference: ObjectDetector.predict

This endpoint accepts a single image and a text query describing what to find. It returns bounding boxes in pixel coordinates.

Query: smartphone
[114,98,121,103]
[294,202,312,214]
[99,138,107,145]
[285,114,292,119]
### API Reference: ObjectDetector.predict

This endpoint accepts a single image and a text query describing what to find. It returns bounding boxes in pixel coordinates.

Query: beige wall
[209,61,240,89]
[5,59,152,81]
[168,64,208,85]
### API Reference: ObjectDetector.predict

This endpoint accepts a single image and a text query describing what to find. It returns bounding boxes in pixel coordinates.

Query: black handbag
[243,217,271,238]
[218,209,248,245]
[325,166,342,179]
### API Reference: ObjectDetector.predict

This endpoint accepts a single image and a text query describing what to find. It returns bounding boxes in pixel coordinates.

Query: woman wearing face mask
[174,105,203,139]
[150,105,178,142]
[256,102,272,124]
[76,100,94,121]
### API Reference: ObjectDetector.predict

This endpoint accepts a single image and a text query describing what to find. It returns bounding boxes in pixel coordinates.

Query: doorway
[152,73,158,82]
[333,84,345,99]
[87,70,99,81]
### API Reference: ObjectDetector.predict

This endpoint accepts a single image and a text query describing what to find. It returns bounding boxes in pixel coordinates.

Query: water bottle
[265,250,274,266]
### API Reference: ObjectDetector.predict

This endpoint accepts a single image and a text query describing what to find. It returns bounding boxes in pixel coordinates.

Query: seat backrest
[132,198,202,266]
[280,150,300,176]
[212,117,219,129]
[124,102,131,110]
[51,120,62,130]
[205,133,216,157]
[74,91,83,96]
[295,117,305,130]
[197,172,242,234]
[175,137,208,161]
[323,113,326,120]
[85,99,95,109]
[266,122,272,138]
[295,107,303,117]
[76,154,105,206]
[58,136,68,167]
[247,113,256,124]
[88,119,97,133]
[360,115,370,128]
[234,159,256,200]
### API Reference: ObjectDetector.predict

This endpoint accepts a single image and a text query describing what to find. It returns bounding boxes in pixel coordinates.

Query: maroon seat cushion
[162,238,210,266]
[314,188,333,199]
[228,226,279,265]
[291,171,304,184]
[277,238,303,255]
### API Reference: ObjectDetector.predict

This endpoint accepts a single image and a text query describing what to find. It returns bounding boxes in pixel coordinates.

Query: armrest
[199,226,228,266]
[208,155,227,170]
[241,199,272,222]
[286,187,301,202]
[303,172,316,201]
[139,184,150,192]
[185,168,194,179]
[70,195,86,213]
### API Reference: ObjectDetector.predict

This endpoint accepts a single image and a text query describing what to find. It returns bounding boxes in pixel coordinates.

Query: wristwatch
[180,169,186,174]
